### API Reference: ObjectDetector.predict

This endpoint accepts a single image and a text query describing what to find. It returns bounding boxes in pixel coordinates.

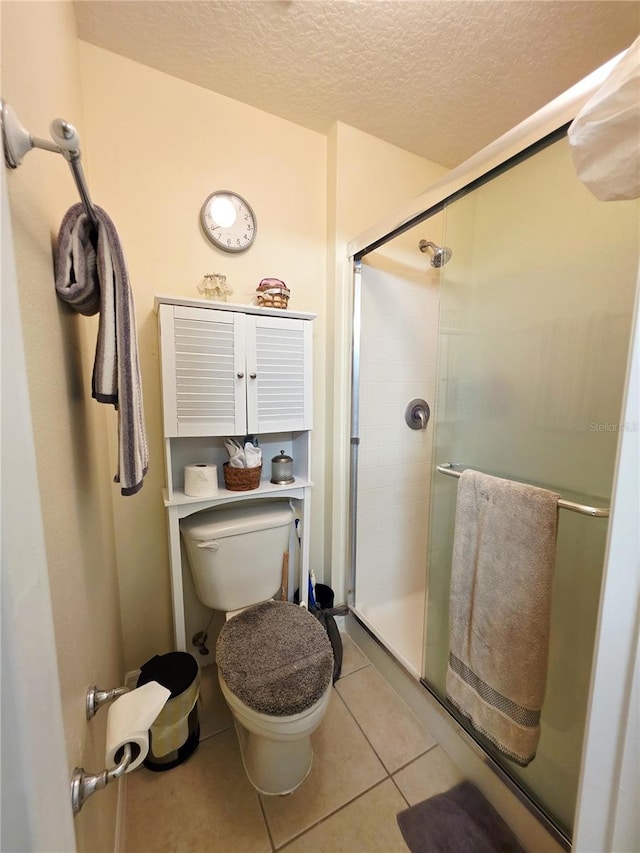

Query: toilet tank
[180,501,293,612]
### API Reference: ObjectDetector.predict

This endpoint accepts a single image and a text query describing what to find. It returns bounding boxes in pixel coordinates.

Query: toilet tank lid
[180,501,293,541]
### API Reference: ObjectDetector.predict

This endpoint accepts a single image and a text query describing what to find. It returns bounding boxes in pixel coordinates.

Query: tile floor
[124,634,464,852]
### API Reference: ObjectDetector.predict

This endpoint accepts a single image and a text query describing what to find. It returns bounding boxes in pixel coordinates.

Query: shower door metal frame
[347,131,574,850]
[345,50,630,851]
[348,122,571,621]
[347,258,361,608]
[345,50,621,615]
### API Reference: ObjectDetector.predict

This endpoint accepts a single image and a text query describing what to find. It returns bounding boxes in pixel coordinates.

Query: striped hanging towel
[446,470,559,766]
[54,203,149,495]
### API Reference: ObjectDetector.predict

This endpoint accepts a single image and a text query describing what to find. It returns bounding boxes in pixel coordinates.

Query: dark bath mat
[397,780,526,853]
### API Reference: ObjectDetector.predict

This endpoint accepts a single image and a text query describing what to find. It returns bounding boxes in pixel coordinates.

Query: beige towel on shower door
[445,470,559,767]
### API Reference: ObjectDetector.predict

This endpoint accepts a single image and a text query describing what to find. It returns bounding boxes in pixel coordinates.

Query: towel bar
[1,100,98,230]
[436,464,610,517]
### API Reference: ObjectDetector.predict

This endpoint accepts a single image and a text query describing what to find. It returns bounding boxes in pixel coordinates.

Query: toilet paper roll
[184,463,219,498]
[105,681,171,772]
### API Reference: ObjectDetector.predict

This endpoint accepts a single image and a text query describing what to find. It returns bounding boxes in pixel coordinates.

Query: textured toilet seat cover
[216,600,333,716]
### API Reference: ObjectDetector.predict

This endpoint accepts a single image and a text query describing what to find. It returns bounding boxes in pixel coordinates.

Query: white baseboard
[124,669,140,689]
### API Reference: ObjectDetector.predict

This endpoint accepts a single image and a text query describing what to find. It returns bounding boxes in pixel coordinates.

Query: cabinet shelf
[154,294,316,322]
[163,478,312,509]
[163,431,310,502]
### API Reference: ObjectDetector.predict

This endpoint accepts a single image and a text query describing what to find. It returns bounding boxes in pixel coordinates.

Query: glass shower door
[423,134,639,836]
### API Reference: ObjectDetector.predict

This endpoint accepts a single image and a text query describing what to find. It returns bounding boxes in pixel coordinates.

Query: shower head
[418,239,453,268]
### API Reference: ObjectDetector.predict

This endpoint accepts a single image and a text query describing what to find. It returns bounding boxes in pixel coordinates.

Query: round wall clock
[200,190,257,253]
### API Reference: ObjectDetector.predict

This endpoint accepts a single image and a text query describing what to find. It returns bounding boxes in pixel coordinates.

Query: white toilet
[180,502,333,795]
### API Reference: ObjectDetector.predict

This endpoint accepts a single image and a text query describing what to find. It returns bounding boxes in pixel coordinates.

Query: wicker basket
[223,462,262,491]
[256,287,290,310]
[256,278,290,310]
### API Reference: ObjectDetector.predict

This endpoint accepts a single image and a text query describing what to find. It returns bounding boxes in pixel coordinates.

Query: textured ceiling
[74,1,640,167]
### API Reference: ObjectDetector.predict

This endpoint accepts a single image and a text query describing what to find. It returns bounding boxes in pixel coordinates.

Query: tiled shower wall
[355,251,440,655]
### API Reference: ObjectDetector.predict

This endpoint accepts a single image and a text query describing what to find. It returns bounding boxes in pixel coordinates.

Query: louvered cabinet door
[160,305,247,436]
[246,315,313,433]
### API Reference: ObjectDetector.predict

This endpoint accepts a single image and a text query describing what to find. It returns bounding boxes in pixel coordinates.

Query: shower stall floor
[352,589,425,679]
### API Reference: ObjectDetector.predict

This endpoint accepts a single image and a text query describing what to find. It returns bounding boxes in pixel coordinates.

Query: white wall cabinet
[158,302,313,437]
[155,296,316,654]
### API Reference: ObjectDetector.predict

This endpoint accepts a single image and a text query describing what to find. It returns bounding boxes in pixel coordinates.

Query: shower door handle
[405,399,430,431]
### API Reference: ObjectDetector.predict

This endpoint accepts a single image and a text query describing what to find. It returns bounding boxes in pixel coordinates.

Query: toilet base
[234,719,313,796]
[219,672,332,796]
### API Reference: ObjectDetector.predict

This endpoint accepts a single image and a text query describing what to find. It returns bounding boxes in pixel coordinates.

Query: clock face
[200,191,257,253]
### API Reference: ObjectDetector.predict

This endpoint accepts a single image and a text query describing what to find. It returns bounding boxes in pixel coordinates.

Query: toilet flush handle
[197,540,219,551]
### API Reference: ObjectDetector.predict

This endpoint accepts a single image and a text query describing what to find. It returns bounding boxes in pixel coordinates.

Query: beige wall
[326,122,446,600]
[1,3,123,850]
[77,44,446,671]
[329,122,446,242]
[77,43,328,670]
[2,12,448,842]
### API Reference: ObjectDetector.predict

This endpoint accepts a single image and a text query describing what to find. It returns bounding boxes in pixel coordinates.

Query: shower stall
[347,90,639,840]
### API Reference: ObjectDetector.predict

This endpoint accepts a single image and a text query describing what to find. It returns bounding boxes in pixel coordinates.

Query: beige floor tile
[282,779,409,853]
[339,632,370,678]
[393,745,464,806]
[260,690,387,848]
[198,661,233,740]
[336,666,436,773]
[125,728,270,853]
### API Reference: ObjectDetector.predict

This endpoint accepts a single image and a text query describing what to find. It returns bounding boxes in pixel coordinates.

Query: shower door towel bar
[436,464,610,517]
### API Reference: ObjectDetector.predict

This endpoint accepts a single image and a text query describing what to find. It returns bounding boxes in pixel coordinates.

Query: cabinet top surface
[154,295,316,321]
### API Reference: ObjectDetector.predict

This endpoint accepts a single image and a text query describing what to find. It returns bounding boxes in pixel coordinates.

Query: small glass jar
[270,450,294,485]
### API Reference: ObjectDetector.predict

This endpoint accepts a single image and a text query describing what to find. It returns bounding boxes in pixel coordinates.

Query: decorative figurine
[198,273,232,301]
